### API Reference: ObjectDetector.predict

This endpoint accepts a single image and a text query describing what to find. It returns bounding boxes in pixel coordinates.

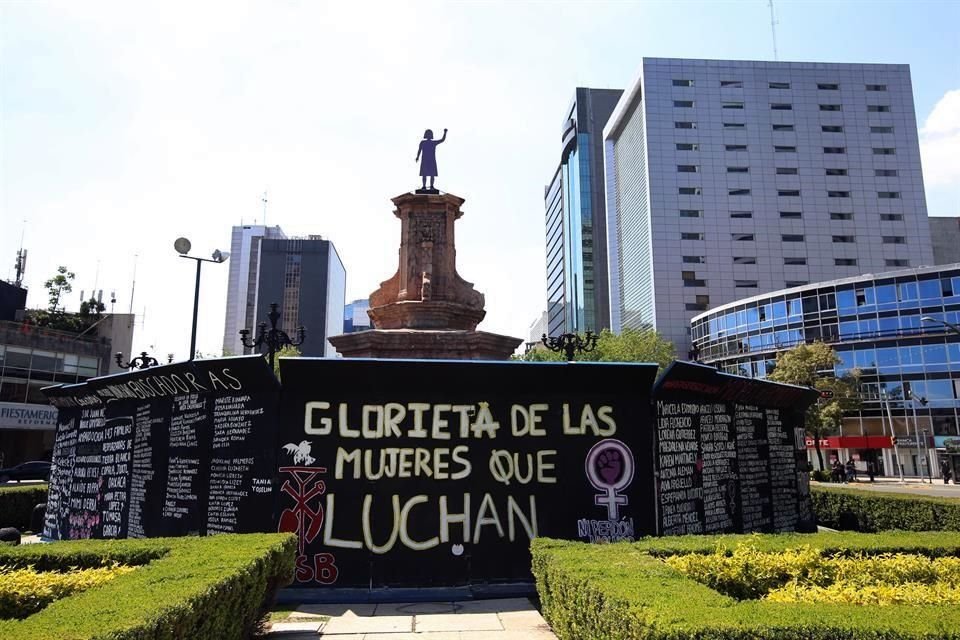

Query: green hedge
[533,532,960,640]
[0,484,48,531]
[812,485,960,532]
[0,533,296,639]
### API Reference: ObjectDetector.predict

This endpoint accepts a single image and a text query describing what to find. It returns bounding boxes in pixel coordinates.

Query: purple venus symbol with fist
[584,439,635,520]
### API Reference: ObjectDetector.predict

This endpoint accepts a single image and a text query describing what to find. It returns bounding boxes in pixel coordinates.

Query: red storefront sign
[804,435,895,450]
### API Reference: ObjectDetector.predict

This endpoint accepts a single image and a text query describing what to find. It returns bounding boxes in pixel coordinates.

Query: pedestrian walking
[845,459,856,483]
[941,459,953,485]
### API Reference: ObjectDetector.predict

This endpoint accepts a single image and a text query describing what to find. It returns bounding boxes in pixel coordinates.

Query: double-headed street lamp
[922,316,960,335]
[116,351,160,370]
[541,331,599,362]
[239,302,306,370]
[175,237,229,361]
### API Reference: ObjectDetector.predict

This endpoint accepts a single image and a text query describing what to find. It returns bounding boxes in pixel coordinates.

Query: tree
[767,341,861,471]
[44,266,75,312]
[272,345,302,378]
[521,328,675,371]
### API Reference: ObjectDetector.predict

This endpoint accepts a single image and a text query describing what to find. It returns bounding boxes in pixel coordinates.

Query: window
[871,126,894,133]
[828,190,850,198]
[875,169,898,177]
[733,233,755,241]
[825,168,848,176]
[735,280,758,288]
[673,79,694,87]
[880,213,904,221]
[772,124,794,131]
[835,258,858,266]
[727,166,749,173]
[824,146,846,154]
[725,144,748,151]
[833,235,855,243]
[675,121,697,129]
[779,211,802,219]
[733,257,757,264]
[730,211,753,218]
[680,209,702,217]
[785,281,808,288]
[774,145,796,152]
[682,271,706,286]
[821,125,844,133]
[686,295,710,312]
[722,101,744,109]
[674,100,694,108]
[882,236,906,244]
[677,164,699,172]
[778,189,801,197]
[720,80,743,88]
[820,104,842,111]
[817,83,839,90]
[771,103,793,110]
[784,257,807,265]
[830,212,853,220]
[776,167,798,175]
[729,188,751,195]
[878,191,901,199]
[873,147,895,155]
[885,258,909,267]
[723,122,745,129]
[676,143,699,150]
[866,84,887,91]
[868,105,891,112]
[683,256,705,263]
[782,234,804,242]
[678,186,702,195]
[681,232,703,240]
[769,81,790,89]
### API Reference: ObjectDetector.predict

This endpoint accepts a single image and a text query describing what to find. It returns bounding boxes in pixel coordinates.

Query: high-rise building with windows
[222,224,288,357]
[930,216,960,265]
[254,237,346,358]
[545,87,623,337]
[604,58,933,357]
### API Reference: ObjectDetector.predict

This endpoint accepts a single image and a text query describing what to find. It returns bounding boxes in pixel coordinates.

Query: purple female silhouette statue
[415,128,447,191]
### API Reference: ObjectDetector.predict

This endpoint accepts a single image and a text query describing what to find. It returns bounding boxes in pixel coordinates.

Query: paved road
[812,478,960,498]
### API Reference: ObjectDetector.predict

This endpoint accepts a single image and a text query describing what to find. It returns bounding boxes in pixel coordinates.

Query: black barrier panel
[42,385,82,540]
[652,362,818,536]
[278,358,659,588]
[41,356,280,540]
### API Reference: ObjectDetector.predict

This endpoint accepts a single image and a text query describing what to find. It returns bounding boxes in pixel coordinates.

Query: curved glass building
[690,264,960,478]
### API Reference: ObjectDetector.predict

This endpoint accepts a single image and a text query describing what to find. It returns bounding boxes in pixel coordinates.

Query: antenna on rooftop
[14,220,27,288]
[129,254,138,315]
[768,0,779,61]
[261,190,269,227]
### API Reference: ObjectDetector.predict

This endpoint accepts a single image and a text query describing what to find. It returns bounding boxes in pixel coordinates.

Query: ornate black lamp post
[540,331,598,361]
[239,302,306,370]
[116,351,160,370]
[174,237,229,361]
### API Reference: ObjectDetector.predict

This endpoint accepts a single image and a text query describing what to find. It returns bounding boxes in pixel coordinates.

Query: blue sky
[1,0,957,359]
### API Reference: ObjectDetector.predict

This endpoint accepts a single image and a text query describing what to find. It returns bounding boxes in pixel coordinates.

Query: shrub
[532,532,960,640]
[0,485,48,531]
[0,533,295,640]
[0,564,136,619]
[812,485,960,532]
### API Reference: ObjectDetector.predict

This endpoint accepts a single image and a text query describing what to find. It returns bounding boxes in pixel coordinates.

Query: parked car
[0,461,51,483]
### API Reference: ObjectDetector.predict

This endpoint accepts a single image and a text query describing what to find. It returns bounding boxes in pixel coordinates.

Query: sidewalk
[267,597,557,639]
[812,477,960,498]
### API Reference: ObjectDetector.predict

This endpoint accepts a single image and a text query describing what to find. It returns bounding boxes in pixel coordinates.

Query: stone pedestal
[328,191,521,360]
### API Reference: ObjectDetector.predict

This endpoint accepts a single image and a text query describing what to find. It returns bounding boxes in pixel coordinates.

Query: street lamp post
[922,428,934,483]
[881,390,905,482]
[239,302,306,370]
[116,351,160,370]
[908,390,927,481]
[174,238,229,361]
[541,331,598,362]
[921,316,960,335]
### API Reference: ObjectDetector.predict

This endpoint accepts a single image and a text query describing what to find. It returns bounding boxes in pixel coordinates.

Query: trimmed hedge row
[812,485,960,532]
[532,532,960,640]
[0,533,296,639]
[0,484,48,531]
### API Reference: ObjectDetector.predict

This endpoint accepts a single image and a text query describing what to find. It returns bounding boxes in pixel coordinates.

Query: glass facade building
[544,87,622,336]
[691,264,960,478]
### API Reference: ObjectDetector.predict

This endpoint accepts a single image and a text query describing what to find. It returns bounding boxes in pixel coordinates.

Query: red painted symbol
[277,466,338,584]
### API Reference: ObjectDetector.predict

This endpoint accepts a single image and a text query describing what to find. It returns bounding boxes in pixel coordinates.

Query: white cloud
[920,89,960,187]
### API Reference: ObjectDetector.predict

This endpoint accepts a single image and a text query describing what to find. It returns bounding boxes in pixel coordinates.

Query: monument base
[328,329,522,360]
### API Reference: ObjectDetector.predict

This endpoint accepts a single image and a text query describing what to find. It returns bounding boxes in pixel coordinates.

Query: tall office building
[930,216,960,265]
[254,237,346,358]
[222,224,287,357]
[545,87,623,337]
[604,58,933,357]
[342,298,371,333]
